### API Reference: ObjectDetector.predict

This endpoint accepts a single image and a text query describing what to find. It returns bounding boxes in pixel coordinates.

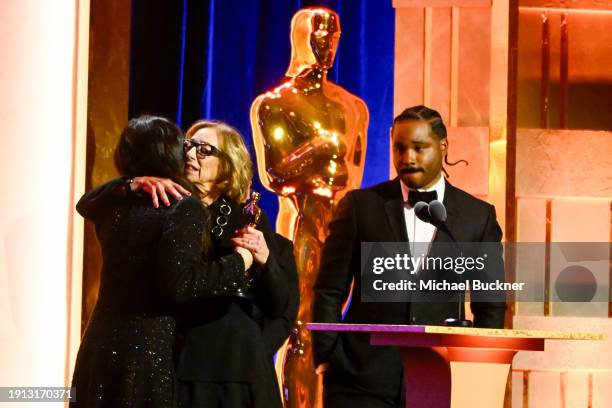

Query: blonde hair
[185,120,253,203]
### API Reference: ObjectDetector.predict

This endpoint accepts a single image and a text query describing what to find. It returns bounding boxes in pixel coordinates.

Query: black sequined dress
[70,180,246,408]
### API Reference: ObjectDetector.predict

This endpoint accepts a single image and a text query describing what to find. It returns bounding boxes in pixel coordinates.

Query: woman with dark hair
[70,115,254,408]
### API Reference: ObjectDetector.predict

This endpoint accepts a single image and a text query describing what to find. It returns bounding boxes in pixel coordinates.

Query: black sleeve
[76,177,129,221]
[253,211,290,319]
[158,197,248,304]
[470,205,507,328]
[260,234,300,356]
[312,192,357,366]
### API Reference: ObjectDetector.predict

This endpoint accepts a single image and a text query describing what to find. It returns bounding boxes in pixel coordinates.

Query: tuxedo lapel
[382,179,409,243]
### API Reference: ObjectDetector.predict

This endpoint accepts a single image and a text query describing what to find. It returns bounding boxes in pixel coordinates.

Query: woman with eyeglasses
[70,115,255,408]
[172,120,290,408]
[80,120,296,408]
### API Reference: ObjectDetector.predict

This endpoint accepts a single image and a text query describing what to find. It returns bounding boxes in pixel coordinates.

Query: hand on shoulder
[130,176,192,208]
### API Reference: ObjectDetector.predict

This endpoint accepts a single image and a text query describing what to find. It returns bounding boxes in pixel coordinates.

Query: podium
[307,323,604,408]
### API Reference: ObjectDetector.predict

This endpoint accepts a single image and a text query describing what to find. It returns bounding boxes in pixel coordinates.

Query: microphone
[414,200,472,327]
[428,200,456,241]
[413,201,431,223]
[428,200,446,224]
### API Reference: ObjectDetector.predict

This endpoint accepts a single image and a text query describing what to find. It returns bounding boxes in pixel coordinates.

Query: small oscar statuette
[243,191,262,228]
[232,191,261,299]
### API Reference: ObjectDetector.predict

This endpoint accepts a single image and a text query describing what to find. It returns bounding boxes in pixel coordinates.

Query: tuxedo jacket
[312,178,506,398]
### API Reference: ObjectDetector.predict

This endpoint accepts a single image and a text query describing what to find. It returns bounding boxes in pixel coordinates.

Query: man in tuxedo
[312,105,507,407]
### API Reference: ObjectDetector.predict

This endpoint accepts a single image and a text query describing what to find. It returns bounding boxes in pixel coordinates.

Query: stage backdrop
[128,0,395,219]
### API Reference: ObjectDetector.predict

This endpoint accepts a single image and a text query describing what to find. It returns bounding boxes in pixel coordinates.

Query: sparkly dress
[175,197,290,408]
[70,180,246,408]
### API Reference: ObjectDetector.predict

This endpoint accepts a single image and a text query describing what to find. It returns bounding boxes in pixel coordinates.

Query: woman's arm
[232,211,290,318]
[76,177,130,221]
[76,176,190,220]
[157,196,253,304]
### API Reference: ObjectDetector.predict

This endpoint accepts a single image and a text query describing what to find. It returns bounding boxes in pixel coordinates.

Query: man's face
[392,120,447,189]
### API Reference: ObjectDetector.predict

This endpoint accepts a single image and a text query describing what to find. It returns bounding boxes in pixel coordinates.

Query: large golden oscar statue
[250,8,368,407]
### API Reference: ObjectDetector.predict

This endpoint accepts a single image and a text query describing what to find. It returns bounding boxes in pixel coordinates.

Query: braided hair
[392,105,468,177]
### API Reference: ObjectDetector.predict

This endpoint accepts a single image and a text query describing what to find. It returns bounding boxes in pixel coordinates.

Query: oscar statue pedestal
[307,323,604,408]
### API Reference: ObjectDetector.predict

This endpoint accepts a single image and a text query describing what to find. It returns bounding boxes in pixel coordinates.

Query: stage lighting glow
[273,127,285,141]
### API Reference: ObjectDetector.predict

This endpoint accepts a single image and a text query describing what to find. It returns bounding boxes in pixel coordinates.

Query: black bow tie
[407,190,438,207]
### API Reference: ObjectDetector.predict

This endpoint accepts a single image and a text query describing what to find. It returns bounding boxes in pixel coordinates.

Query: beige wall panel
[513,316,612,370]
[516,198,547,316]
[593,371,612,408]
[564,371,589,408]
[394,8,425,115]
[445,126,489,196]
[516,197,546,242]
[516,129,612,198]
[511,370,524,408]
[549,198,609,317]
[528,371,561,408]
[457,7,491,126]
[430,7,452,122]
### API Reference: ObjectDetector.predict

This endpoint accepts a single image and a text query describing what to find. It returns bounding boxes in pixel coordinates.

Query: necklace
[211,197,232,237]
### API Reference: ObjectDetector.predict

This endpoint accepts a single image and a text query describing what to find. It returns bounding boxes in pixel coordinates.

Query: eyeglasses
[183,139,224,158]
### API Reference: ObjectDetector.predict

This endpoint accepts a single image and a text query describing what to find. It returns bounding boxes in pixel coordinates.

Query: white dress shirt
[400,175,446,260]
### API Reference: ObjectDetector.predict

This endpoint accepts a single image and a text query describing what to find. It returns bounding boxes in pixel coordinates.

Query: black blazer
[312,178,506,398]
[258,233,300,357]
[175,198,290,384]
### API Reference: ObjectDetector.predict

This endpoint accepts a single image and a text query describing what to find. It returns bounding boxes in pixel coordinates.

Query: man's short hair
[393,105,447,140]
